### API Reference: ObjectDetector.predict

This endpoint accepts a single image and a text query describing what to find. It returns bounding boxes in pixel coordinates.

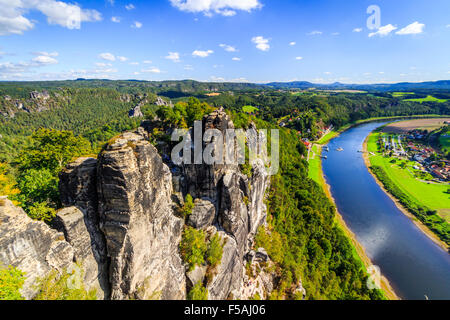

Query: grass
[367,132,450,222]
[316,131,339,145]
[439,132,450,154]
[404,95,447,103]
[307,144,323,185]
[242,105,259,113]
[391,92,415,97]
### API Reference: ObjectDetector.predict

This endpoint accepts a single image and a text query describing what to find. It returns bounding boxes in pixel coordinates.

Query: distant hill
[265,80,450,91]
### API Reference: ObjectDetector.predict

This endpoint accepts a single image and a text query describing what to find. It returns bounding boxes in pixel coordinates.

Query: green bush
[187,282,208,300]
[0,266,25,300]
[206,233,224,268]
[33,266,97,300]
[179,227,207,271]
[179,194,194,218]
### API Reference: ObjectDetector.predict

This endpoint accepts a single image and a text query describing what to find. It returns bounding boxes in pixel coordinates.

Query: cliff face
[182,109,271,300]
[0,198,74,299]
[0,109,272,300]
[97,131,185,300]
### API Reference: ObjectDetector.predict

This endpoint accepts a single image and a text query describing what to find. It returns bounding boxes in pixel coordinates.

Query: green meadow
[367,132,450,222]
[404,95,447,103]
[242,105,259,113]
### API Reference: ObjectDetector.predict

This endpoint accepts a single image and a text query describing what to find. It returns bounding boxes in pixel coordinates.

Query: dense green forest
[1,81,449,300]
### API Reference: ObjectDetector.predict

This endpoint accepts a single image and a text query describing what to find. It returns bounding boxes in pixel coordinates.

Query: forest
[1,81,449,300]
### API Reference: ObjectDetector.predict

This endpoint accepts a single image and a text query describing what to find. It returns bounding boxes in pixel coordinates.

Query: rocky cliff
[0,109,273,300]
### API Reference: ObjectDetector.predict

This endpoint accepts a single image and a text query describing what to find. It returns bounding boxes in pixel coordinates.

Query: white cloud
[289,42,296,46]
[32,55,58,65]
[99,53,116,61]
[184,64,194,70]
[95,62,112,67]
[143,60,152,64]
[295,56,303,60]
[192,49,214,58]
[0,0,101,36]
[142,67,161,73]
[117,56,128,62]
[252,36,270,51]
[331,32,340,36]
[353,28,363,32]
[125,4,135,10]
[129,62,139,65]
[368,24,397,37]
[324,71,331,75]
[210,76,225,82]
[32,51,59,57]
[132,21,142,28]
[232,57,241,61]
[307,30,322,35]
[396,22,425,35]
[169,0,262,17]
[111,16,121,23]
[219,44,237,52]
[165,52,180,62]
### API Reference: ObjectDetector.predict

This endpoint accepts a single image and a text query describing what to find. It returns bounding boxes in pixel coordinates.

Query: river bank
[362,134,449,253]
[312,141,399,300]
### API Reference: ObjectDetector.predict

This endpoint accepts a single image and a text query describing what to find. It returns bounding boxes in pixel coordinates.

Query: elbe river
[322,121,450,300]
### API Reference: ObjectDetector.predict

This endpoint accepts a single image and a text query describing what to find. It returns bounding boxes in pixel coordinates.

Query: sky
[0,0,449,84]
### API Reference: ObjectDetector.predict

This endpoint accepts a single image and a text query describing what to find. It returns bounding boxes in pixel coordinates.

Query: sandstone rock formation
[0,108,274,301]
[97,131,185,300]
[0,198,74,299]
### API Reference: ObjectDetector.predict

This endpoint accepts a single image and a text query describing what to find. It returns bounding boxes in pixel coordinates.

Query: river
[322,121,450,300]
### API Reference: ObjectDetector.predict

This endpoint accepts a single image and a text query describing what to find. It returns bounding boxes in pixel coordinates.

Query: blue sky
[0,0,449,84]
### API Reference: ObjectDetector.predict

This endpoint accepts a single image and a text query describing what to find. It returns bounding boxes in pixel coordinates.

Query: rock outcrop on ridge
[0,108,274,300]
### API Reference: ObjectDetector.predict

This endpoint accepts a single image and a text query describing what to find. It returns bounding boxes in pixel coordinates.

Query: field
[307,144,323,185]
[367,132,450,222]
[242,105,259,113]
[391,92,415,97]
[381,118,450,134]
[404,95,447,103]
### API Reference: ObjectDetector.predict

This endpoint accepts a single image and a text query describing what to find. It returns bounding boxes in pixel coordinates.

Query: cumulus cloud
[169,0,262,17]
[125,4,135,10]
[232,57,241,61]
[132,21,142,28]
[252,36,270,51]
[295,56,303,60]
[143,60,152,64]
[307,30,322,35]
[353,28,363,32]
[192,49,214,58]
[99,53,116,61]
[165,52,181,62]
[0,0,102,36]
[111,16,121,23]
[368,24,397,37]
[95,62,112,67]
[142,67,161,73]
[396,22,425,35]
[289,42,296,46]
[219,44,237,52]
[117,56,128,62]
[32,55,58,65]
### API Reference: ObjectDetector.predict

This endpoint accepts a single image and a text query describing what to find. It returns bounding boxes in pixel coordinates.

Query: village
[379,129,450,182]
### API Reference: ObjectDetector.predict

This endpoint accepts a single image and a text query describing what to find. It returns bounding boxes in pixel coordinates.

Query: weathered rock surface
[181,109,271,300]
[187,198,216,229]
[97,131,186,300]
[0,198,74,299]
[57,157,109,299]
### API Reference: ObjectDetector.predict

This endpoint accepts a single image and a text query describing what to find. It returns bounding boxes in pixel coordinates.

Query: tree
[206,233,224,268]
[17,129,91,173]
[0,266,25,300]
[0,163,20,198]
[179,227,207,271]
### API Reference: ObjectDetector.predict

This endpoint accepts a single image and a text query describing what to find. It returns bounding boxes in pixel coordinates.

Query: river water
[322,121,450,300]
